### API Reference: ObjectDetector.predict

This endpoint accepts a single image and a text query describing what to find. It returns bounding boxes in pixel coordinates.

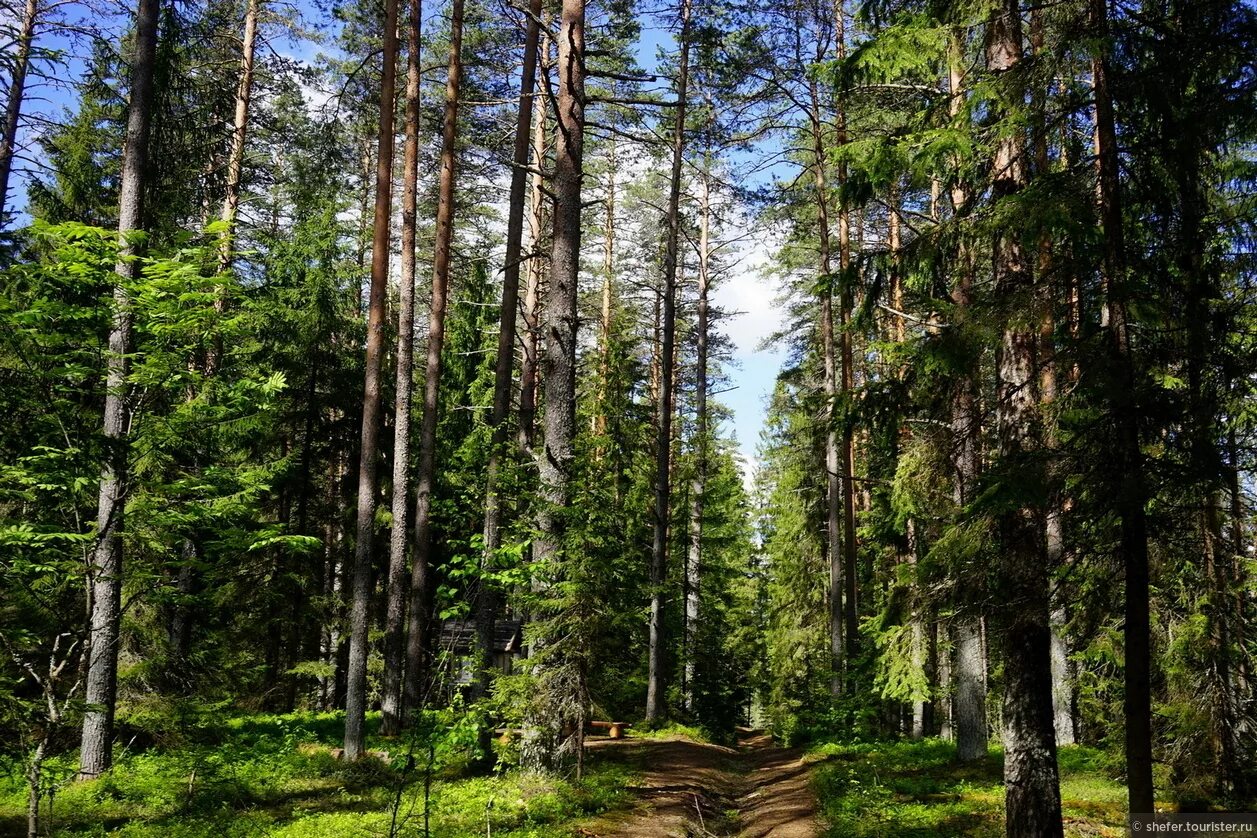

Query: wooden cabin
[436,619,523,687]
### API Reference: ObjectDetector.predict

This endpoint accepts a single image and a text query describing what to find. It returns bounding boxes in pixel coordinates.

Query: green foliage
[811,740,1126,837]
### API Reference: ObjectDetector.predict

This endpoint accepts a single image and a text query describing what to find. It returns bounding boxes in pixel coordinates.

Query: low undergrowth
[0,711,633,838]
[810,739,1128,838]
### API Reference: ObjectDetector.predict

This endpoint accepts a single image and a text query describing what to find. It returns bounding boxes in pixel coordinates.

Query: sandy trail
[580,729,820,838]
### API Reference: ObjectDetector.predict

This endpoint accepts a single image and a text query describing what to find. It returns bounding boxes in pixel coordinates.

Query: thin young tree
[79,0,161,779]
[343,0,400,759]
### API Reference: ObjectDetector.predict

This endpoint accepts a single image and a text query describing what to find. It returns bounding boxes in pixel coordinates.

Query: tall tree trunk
[522,0,585,772]
[595,136,616,446]
[79,0,160,780]
[475,0,542,704]
[808,72,843,699]
[403,0,463,717]
[517,33,550,454]
[833,1,859,673]
[215,0,261,272]
[380,0,422,738]
[1089,0,1153,815]
[645,0,691,725]
[946,30,987,764]
[986,4,1063,834]
[0,0,38,226]
[343,0,399,759]
[683,162,711,712]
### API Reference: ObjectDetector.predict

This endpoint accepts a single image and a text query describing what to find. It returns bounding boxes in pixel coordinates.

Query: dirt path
[580,729,821,838]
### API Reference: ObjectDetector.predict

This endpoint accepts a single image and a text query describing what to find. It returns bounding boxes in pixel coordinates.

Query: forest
[0,0,1255,834]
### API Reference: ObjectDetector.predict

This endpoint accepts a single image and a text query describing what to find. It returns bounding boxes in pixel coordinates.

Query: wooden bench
[588,720,631,739]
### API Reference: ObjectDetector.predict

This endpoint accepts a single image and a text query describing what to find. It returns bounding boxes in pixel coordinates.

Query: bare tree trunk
[522,0,585,772]
[215,0,261,271]
[343,0,399,759]
[380,0,422,738]
[986,4,1063,834]
[833,1,859,675]
[595,136,616,446]
[645,0,691,725]
[518,35,550,455]
[1089,0,1153,816]
[78,0,159,780]
[683,163,711,712]
[807,72,843,699]
[946,30,987,764]
[403,0,463,718]
[0,0,38,226]
[475,0,542,705]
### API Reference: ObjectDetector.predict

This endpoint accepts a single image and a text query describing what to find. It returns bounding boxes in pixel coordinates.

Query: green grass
[0,712,634,838]
[809,739,1127,838]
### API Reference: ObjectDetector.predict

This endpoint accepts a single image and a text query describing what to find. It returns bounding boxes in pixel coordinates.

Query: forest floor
[579,728,819,837]
[0,713,1132,837]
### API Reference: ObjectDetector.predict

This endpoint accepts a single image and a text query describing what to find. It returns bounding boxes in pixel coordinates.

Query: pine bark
[596,136,616,446]
[380,0,422,738]
[403,0,463,716]
[523,0,585,772]
[343,0,400,759]
[833,0,859,674]
[1090,0,1153,815]
[0,0,38,226]
[517,31,550,454]
[683,164,711,711]
[808,72,843,699]
[215,0,261,272]
[475,0,542,703]
[987,3,1063,834]
[79,0,160,779]
[645,0,691,725]
[947,31,987,764]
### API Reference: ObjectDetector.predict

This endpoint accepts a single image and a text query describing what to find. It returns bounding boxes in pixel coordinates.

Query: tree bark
[215,0,261,272]
[343,0,400,759]
[946,30,987,764]
[833,0,859,675]
[475,0,542,704]
[0,0,38,226]
[522,0,585,771]
[79,0,160,780]
[986,4,1063,834]
[683,162,711,712]
[1088,0,1153,815]
[645,0,691,725]
[403,0,463,717]
[807,71,843,699]
[380,0,422,738]
[517,31,550,454]
[595,136,616,446]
